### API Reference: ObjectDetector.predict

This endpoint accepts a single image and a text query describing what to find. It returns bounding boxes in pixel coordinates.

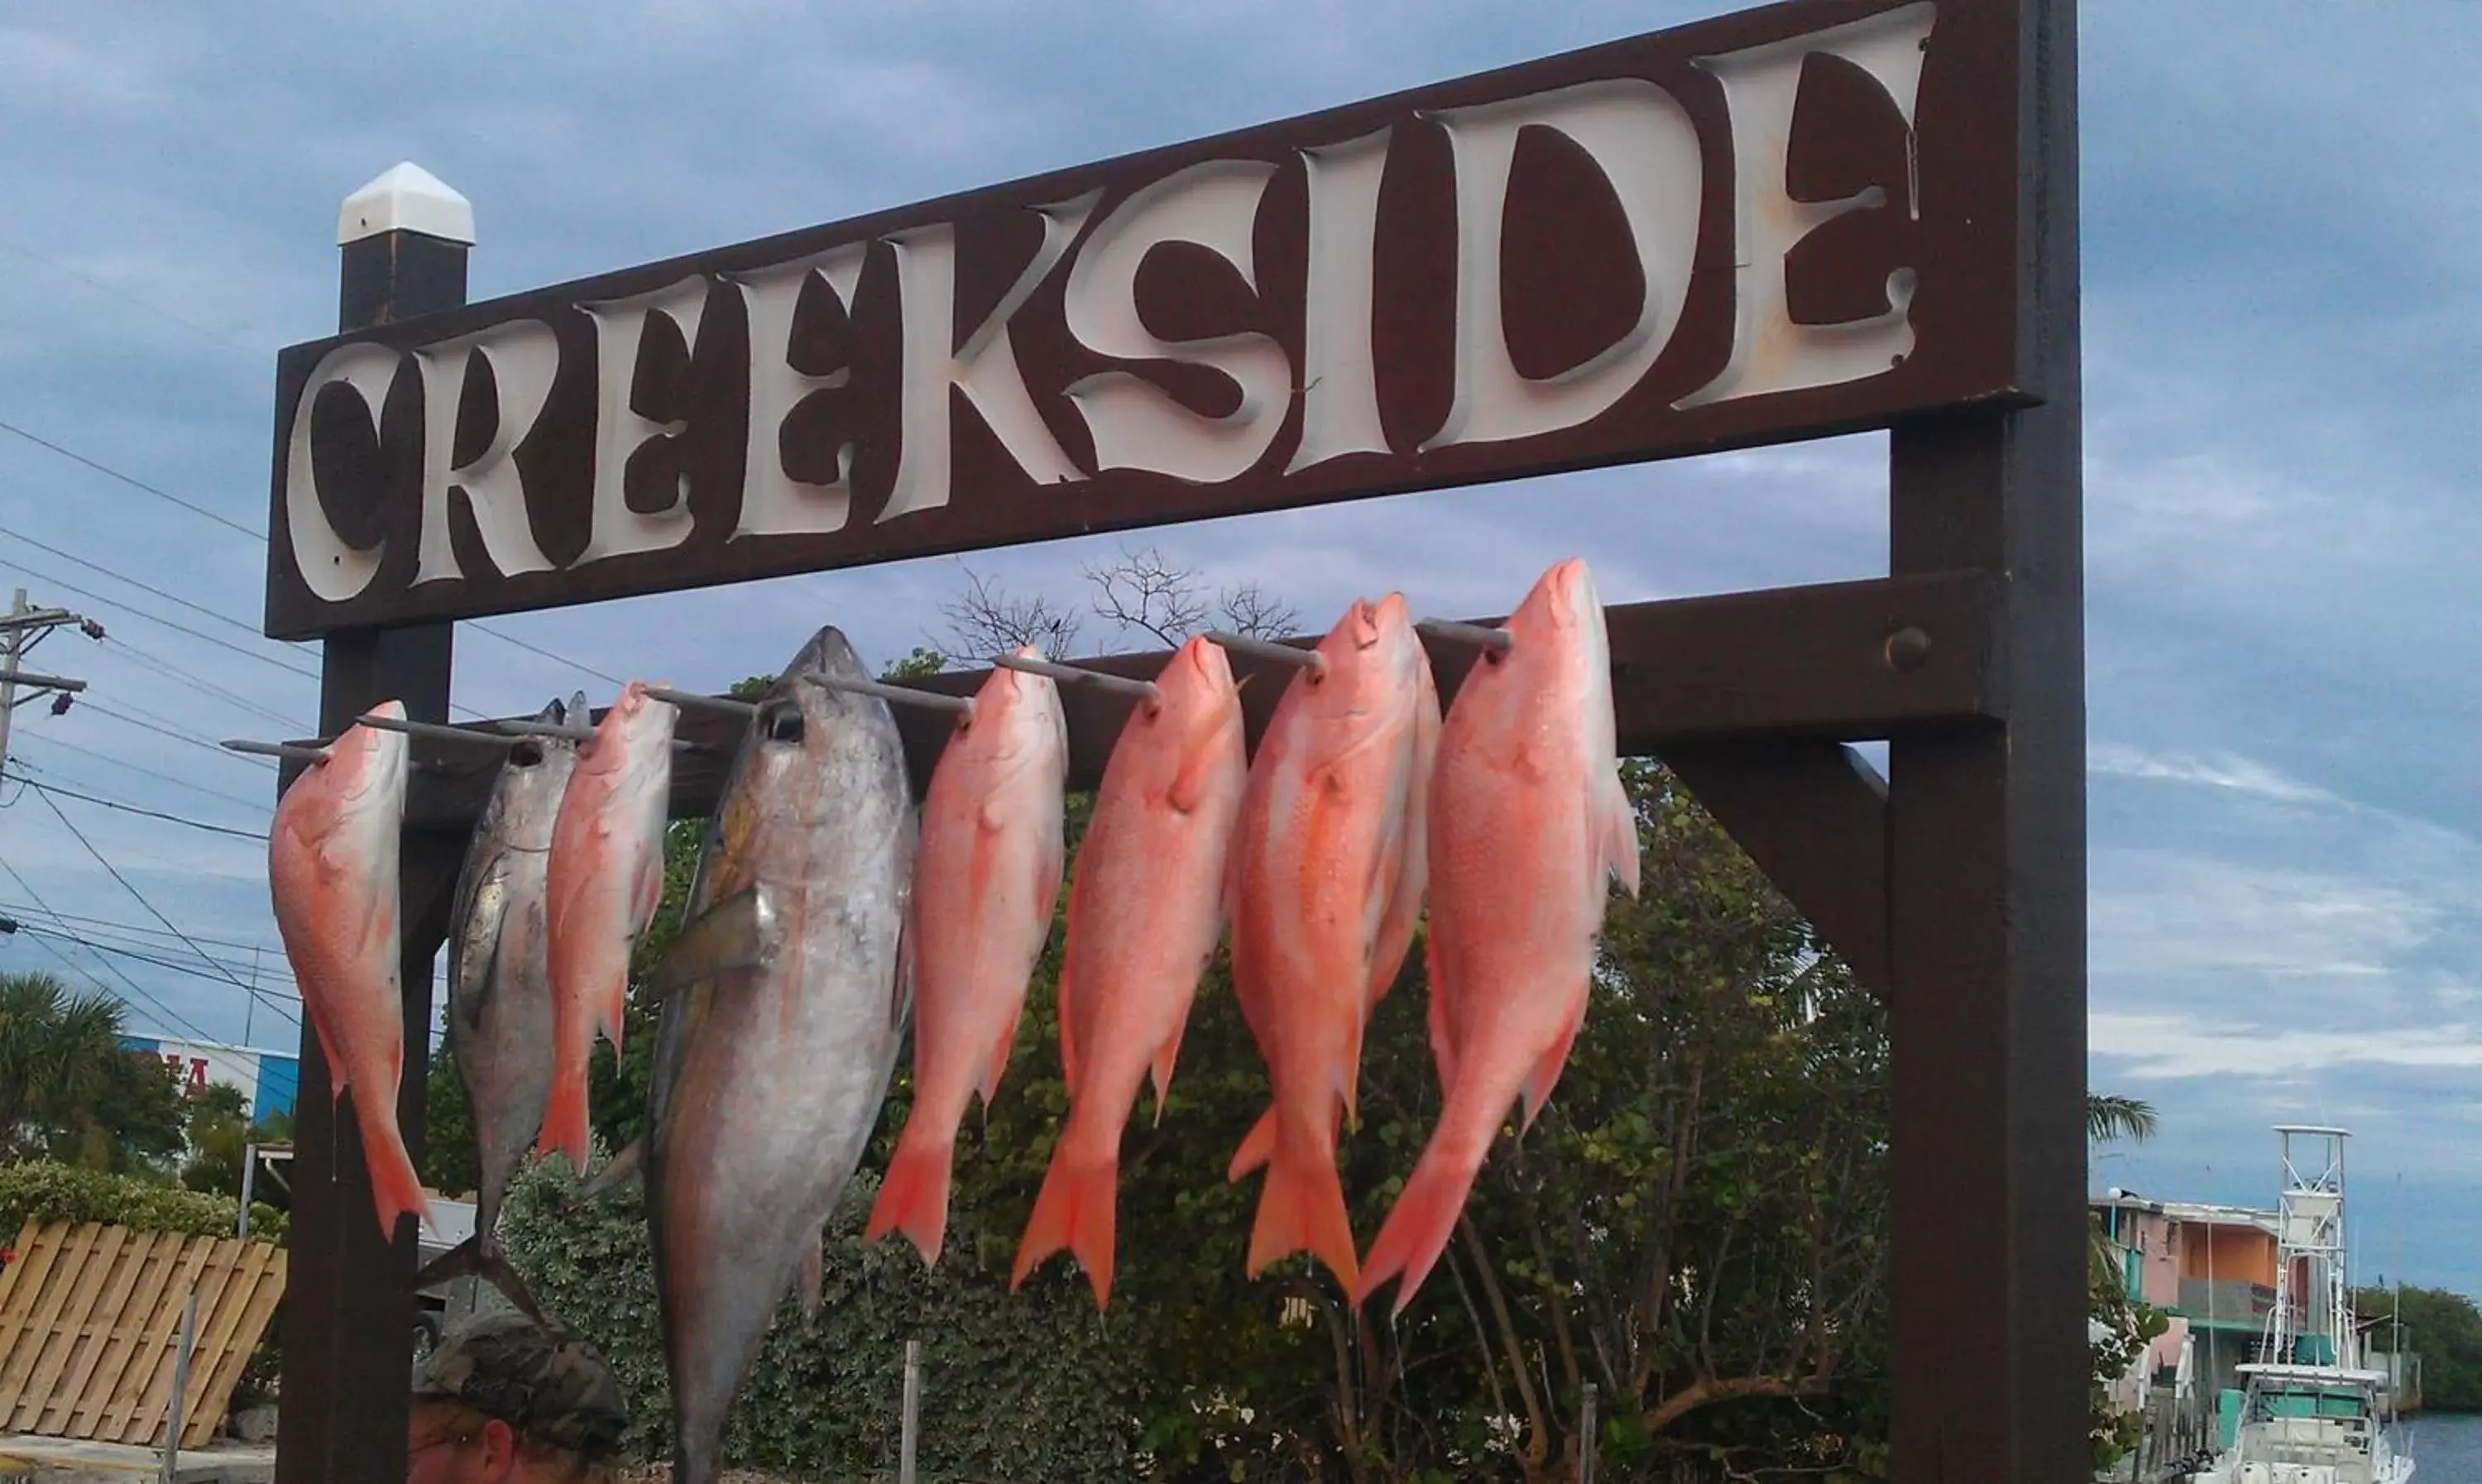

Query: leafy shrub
[0,1159,286,1245]
[500,1146,1154,1481]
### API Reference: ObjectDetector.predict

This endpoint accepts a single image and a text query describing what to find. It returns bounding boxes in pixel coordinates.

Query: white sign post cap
[338,162,475,247]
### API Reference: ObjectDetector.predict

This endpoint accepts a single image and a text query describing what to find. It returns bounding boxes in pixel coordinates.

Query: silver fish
[643,629,917,1484]
[413,693,586,1319]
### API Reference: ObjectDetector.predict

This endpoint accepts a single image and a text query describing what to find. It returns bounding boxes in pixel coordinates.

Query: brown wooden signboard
[265,0,2024,639]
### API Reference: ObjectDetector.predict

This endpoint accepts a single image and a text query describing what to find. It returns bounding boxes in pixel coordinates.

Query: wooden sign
[265,0,2029,639]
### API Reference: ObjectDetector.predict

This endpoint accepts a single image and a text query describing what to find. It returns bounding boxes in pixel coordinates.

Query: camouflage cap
[410,1310,628,1458]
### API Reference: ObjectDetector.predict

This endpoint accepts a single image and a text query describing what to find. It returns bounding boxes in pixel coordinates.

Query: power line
[10,736,272,813]
[0,413,626,691]
[0,519,305,657]
[0,899,290,964]
[28,785,300,1029]
[11,926,302,1013]
[74,698,276,769]
[0,555,321,687]
[0,850,212,1040]
[9,776,266,840]
[102,634,303,730]
[0,234,261,356]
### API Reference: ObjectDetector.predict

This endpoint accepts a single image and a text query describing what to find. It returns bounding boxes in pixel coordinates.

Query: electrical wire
[0,899,290,965]
[0,519,309,659]
[0,850,213,1040]
[0,556,320,687]
[9,737,273,813]
[11,927,302,1014]
[28,786,301,1029]
[73,698,276,768]
[7,777,266,840]
[101,634,303,730]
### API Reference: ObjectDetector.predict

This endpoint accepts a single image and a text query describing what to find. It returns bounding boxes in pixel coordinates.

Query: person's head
[407,1309,627,1482]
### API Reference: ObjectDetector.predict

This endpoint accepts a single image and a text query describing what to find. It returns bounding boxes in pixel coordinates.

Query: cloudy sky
[2,4,2476,1290]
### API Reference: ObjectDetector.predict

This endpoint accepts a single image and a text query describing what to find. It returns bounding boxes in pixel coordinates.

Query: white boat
[2187,1127,2412,1484]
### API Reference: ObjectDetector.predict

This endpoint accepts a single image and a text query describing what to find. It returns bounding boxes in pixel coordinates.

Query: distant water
[2406,1413,2482,1481]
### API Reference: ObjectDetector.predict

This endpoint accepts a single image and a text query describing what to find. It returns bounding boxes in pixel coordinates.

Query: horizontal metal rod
[486,717,600,743]
[1,671,88,692]
[223,739,329,764]
[1205,630,1325,678]
[640,685,755,718]
[358,712,528,749]
[992,652,1162,707]
[1416,617,1513,654]
[0,609,78,633]
[803,672,976,718]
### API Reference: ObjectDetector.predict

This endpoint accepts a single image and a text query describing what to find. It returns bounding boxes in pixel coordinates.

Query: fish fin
[1424,933,1459,1090]
[1167,720,1230,816]
[1243,1125,1358,1292]
[864,1125,955,1266]
[1598,769,1641,900]
[1226,1108,1277,1180]
[980,998,1023,1110]
[890,912,916,1030]
[1012,1132,1117,1310]
[798,1237,824,1323]
[568,1138,644,1204]
[412,1237,546,1324]
[1054,957,1079,1094]
[641,886,779,1001]
[1354,1137,1485,1317]
[1518,999,1588,1135]
[534,1063,592,1176]
[352,1083,432,1244]
[1148,1019,1186,1127]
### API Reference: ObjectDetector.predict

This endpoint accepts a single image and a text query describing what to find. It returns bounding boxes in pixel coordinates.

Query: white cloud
[2093,1012,2482,1081]
[2090,742,2335,806]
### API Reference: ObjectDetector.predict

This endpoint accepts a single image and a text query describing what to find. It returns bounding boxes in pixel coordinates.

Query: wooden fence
[0,1220,286,1448]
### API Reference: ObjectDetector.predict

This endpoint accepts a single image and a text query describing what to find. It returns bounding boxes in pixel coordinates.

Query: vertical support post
[162,1290,199,1480]
[273,162,472,1484]
[1578,1382,1598,1484]
[238,1144,256,1240]
[1884,2,2083,1480]
[900,1339,922,1484]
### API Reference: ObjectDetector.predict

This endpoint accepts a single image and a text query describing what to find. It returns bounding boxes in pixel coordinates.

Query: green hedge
[0,1161,286,1246]
[500,1148,1155,1481]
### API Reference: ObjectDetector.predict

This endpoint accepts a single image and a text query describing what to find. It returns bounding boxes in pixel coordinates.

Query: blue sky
[2,4,2476,1290]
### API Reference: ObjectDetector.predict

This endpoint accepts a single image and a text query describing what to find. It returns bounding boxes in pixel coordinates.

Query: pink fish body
[539,681,679,1171]
[267,699,429,1239]
[1013,635,1247,1307]
[868,650,1069,1266]
[1354,558,1641,1314]
[1225,596,1437,1292]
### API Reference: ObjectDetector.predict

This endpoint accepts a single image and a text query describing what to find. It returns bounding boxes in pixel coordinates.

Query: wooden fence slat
[0,1223,74,1365]
[108,1236,216,1443]
[72,1227,184,1439]
[41,1226,156,1436]
[0,1223,98,1416]
[181,1242,280,1448]
[11,1223,127,1430]
[64,1228,175,1437]
[0,1223,285,1447]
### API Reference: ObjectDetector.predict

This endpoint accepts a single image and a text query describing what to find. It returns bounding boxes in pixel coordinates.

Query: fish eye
[762,702,806,744]
[507,741,544,768]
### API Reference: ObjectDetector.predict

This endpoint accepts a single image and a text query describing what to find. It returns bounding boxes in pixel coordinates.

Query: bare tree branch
[1084,544,1208,648]
[1219,578,1300,639]
[937,565,1083,661]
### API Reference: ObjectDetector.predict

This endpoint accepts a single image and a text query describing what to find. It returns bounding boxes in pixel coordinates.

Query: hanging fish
[539,680,678,1173]
[642,628,916,1484]
[1224,596,1436,1292]
[1012,635,1247,1307]
[266,699,429,1242]
[412,694,587,1319]
[1354,558,1640,1315]
[867,649,1067,1267]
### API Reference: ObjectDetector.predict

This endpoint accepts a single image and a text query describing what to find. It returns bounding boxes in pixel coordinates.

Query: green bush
[500,1147,1155,1481]
[0,1159,286,1246]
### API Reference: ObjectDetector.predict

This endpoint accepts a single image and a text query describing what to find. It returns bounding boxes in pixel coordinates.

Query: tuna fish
[411,694,587,1319]
[1011,635,1248,1307]
[539,680,678,1173]
[1224,597,1438,1291]
[867,649,1067,1267]
[1354,558,1641,1315]
[643,628,916,1484]
[266,699,429,1242]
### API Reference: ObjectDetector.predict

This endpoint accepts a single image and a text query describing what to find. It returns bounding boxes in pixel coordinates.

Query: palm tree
[2087,1092,2158,1145]
[0,970,181,1168]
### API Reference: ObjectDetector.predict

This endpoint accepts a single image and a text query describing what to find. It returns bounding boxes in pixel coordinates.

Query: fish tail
[351,1088,430,1243]
[534,1059,592,1175]
[864,1126,956,1267]
[1244,1120,1358,1292]
[1225,1106,1277,1180]
[1354,1136,1485,1316]
[1012,1123,1118,1309]
[412,1236,546,1323]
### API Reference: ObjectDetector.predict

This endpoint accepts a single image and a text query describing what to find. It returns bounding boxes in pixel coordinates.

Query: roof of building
[2090,1189,2279,1233]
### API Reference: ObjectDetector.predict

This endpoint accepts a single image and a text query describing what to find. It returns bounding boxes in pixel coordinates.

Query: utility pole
[0,587,99,776]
